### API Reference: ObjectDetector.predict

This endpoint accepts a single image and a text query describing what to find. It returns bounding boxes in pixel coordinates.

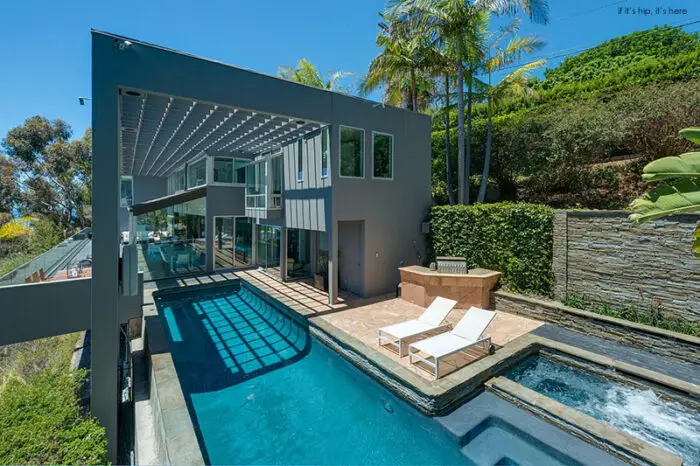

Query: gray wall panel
[0,279,92,346]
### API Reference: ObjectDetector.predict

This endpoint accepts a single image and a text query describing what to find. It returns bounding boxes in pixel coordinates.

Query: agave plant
[630,127,700,257]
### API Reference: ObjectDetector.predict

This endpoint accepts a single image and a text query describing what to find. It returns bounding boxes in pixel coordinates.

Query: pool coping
[142,302,206,465]
[485,377,684,466]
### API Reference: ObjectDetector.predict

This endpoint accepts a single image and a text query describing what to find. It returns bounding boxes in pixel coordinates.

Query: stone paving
[235,269,543,380]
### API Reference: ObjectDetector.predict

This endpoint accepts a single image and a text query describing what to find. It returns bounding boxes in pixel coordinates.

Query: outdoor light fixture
[114,38,133,51]
[78,96,91,106]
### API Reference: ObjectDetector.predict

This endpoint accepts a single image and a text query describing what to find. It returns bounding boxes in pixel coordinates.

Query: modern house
[115,34,432,302]
[1,30,432,462]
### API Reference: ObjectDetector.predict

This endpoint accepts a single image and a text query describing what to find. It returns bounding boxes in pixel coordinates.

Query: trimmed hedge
[430,203,554,296]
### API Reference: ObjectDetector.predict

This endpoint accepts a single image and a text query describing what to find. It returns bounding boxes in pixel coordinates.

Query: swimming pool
[505,354,700,465]
[157,284,469,464]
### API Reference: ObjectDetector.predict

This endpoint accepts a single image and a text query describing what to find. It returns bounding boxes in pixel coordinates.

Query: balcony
[245,154,282,220]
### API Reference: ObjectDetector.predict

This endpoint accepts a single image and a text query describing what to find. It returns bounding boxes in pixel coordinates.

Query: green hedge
[430,203,554,296]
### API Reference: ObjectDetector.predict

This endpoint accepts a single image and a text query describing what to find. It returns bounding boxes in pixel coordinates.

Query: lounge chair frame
[377,323,452,358]
[408,336,492,378]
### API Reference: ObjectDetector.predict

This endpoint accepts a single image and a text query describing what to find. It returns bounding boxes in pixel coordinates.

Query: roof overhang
[129,185,206,216]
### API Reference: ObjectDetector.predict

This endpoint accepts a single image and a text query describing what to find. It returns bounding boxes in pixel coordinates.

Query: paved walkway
[533,324,700,385]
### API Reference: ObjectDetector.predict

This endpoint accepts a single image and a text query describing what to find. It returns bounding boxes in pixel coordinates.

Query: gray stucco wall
[329,102,432,297]
[282,128,331,232]
[553,210,700,322]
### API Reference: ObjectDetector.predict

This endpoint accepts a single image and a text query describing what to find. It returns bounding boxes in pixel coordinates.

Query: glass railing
[0,228,92,287]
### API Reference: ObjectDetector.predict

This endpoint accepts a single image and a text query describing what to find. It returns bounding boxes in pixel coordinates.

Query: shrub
[429,202,554,295]
[0,370,108,465]
[0,333,107,465]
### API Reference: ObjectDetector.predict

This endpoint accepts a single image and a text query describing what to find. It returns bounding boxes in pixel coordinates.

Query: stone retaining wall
[493,290,700,365]
[553,210,700,322]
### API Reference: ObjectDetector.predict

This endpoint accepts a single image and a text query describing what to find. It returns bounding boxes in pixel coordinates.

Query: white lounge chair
[377,297,457,357]
[408,307,496,378]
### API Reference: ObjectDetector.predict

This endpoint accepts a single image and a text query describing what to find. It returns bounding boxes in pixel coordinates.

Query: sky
[0,0,698,141]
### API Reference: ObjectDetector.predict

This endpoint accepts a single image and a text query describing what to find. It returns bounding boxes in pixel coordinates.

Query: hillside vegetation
[431,26,700,208]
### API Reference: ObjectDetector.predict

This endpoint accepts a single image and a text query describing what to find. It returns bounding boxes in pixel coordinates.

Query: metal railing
[0,228,92,287]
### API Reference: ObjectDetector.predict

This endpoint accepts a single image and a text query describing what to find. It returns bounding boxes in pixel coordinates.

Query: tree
[1,117,92,229]
[630,127,700,258]
[477,22,546,202]
[278,59,353,92]
[361,13,435,112]
[0,157,19,213]
[390,0,549,204]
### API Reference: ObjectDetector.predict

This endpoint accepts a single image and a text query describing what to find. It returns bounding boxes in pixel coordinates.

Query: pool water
[506,355,700,465]
[157,284,470,465]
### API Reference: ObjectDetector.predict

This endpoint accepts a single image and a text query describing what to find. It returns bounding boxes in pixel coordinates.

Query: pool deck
[233,270,543,379]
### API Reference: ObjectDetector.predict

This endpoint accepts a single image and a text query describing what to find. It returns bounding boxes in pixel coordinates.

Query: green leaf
[630,179,700,223]
[641,152,700,181]
[694,223,700,258]
[679,127,700,145]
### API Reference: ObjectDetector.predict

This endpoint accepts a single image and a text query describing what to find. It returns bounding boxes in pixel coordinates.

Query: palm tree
[278,59,353,92]
[389,0,549,204]
[477,30,545,202]
[361,14,434,112]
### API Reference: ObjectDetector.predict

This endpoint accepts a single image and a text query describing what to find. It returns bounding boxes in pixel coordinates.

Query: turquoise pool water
[157,284,469,465]
[506,355,700,465]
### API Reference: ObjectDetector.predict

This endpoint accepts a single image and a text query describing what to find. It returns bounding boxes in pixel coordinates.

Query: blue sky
[0,0,697,141]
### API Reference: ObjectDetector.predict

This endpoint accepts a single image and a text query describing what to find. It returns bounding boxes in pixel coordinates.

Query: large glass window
[321,127,329,178]
[213,157,234,184]
[134,197,206,281]
[120,176,133,207]
[187,158,207,188]
[340,126,364,178]
[234,160,247,185]
[372,132,393,179]
[287,229,311,279]
[214,216,253,269]
[256,225,280,269]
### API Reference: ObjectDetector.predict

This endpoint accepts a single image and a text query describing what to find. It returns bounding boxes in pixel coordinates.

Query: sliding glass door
[214,216,253,270]
[255,225,281,269]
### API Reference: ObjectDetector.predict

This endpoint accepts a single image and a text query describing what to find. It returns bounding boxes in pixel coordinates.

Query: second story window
[187,157,207,188]
[234,160,247,185]
[321,127,329,178]
[213,157,233,184]
[372,132,393,180]
[340,126,364,178]
[297,139,303,182]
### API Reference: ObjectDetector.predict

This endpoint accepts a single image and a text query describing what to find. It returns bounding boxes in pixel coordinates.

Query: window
[234,160,247,185]
[213,157,234,184]
[372,132,393,179]
[120,176,133,207]
[297,139,303,182]
[187,157,207,188]
[339,126,364,178]
[321,127,329,178]
[175,168,186,191]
